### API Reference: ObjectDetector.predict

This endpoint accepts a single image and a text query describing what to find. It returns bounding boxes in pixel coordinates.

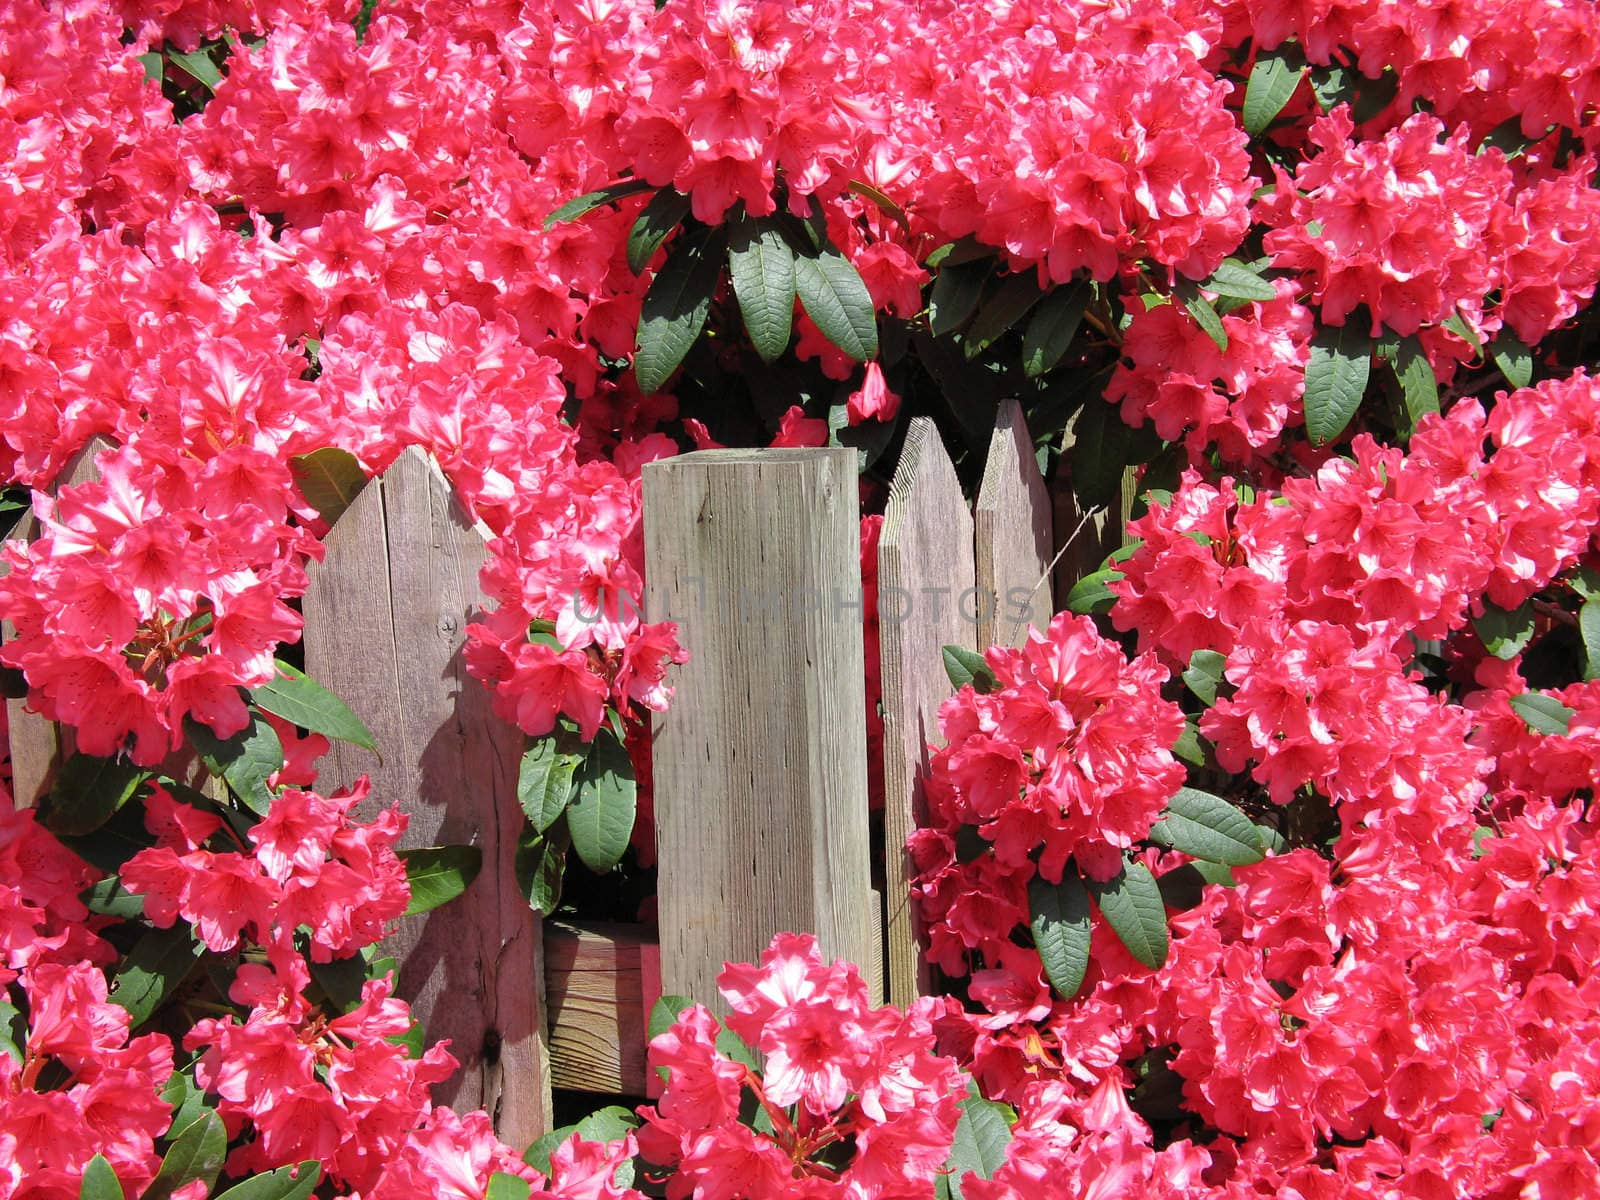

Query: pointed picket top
[3,435,115,807]
[975,399,1053,649]
[878,419,972,1003]
[301,445,552,1145]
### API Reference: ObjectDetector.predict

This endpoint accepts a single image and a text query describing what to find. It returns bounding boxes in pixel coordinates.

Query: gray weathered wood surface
[643,448,876,1010]
[302,446,550,1146]
[975,400,1054,648]
[877,419,972,1003]
[3,437,112,807]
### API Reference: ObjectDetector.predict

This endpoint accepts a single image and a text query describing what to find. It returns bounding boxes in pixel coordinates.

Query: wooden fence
[2,401,1123,1145]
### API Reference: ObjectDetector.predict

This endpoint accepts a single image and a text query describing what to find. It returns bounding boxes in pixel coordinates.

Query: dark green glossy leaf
[79,1155,124,1200]
[1021,281,1091,377]
[289,447,367,526]
[400,845,483,916]
[514,821,569,917]
[1086,861,1169,969]
[210,1163,322,1200]
[187,714,282,816]
[82,875,146,920]
[1029,871,1092,1000]
[928,260,989,337]
[1308,64,1353,112]
[1243,45,1307,135]
[566,726,636,873]
[941,645,996,694]
[485,1174,531,1200]
[1391,335,1439,428]
[1202,259,1277,302]
[634,224,725,394]
[1491,330,1533,390]
[793,244,878,361]
[1064,568,1123,617]
[517,729,587,833]
[847,180,910,230]
[728,216,796,364]
[1479,116,1552,160]
[1351,68,1399,123]
[1183,649,1227,706]
[626,188,691,274]
[167,47,222,92]
[1149,787,1265,866]
[964,273,1045,358]
[251,661,376,751]
[107,924,204,1028]
[946,1082,1014,1200]
[1474,601,1536,660]
[1068,399,1134,511]
[1582,597,1600,682]
[41,754,149,838]
[144,1110,227,1200]
[1303,323,1372,446]
[1178,281,1227,350]
[1510,692,1574,736]
[1172,722,1206,767]
[544,179,654,229]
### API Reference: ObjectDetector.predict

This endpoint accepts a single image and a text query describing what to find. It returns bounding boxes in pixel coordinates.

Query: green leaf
[947,1083,1014,1200]
[1479,116,1551,160]
[82,874,146,920]
[0,999,23,1065]
[144,1110,227,1200]
[1571,566,1600,601]
[964,273,1045,359]
[107,924,204,1028]
[793,243,878,361]
[928,259,989,337]
[1256,822,1288,854]
[1391,335,1439,428]
[1064,568,1123,617]
[1202,259,1278,303]
[1029,871,1092,1000]
[1491,330,1533,390]
[648,994,694,1043]
[576,1105,641,1143]
[401,845,483,916]
[288,447,367,526]
[1308,64,1353,113]
[1178,281,1227,351]
[514,821,569,917]
[1149,787,1265,866]
[1183,649,1227,706]
[251,661,376,751]
[1510,692,1574,736]
[1243,44,1307,136]
[544,179,654,229]
[1068,399,1133,511]
[210,1163,322,1200]
[1303,323,1372,446]
[1172,722,1206,767]
[1582,597,1600,682]
[41,754,149,838]
[80,1155,124,1200]
[138,51,164,85]
[1021,281,1091,377]
[626,188,692,274]
[187,713,284,815]
[566,727,637,873]
[1351,68,1399,123]
[1443,310,1483,354]
[633,223,725,395]
[160,1068,209,1135]
[728,216,796,364]
[485,1173,531,1200]
[309,953,371,1013]
[847,179,910,230]
[1086,861,1169,969]
[523,1125,576,1175]
[518,730,587,833]
[1474,601,1537,660]
[167,47,223,92]
[942,645,996,694]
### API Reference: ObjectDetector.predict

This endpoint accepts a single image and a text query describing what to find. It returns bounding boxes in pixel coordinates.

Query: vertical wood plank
[3,438,111,807]
[876,420,973,1003]
[643,448,875,1010]
[302,446,551,1146]
[975,400,1053,649]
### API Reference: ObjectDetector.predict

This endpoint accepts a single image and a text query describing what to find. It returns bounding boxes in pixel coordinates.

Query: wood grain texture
[302,446,550,1145]
[545,920,655,1095]
[643,448,875,1010]
[975,400,1053,649]
[3,437,110,807]
[876,420,972,1003]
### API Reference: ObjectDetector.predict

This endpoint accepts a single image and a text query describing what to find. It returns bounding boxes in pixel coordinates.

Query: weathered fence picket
[642,447,878,1010]
[877,419,972,1005]
[975,399,1055,649]
[301,446,551,1148]
[1,401,1126,1132]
